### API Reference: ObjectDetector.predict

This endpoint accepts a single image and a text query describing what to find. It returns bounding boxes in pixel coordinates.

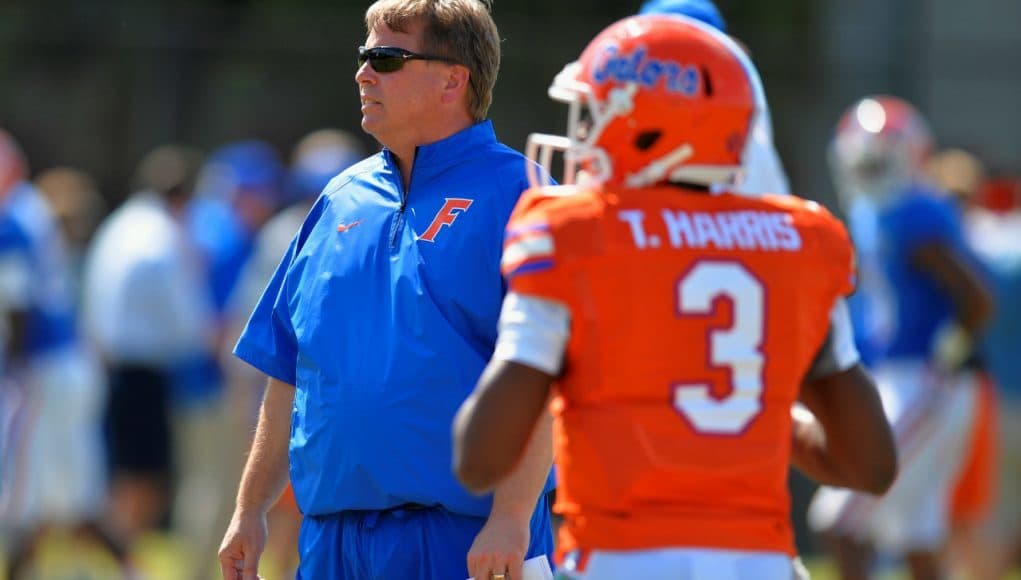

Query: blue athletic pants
[296,494,554,579]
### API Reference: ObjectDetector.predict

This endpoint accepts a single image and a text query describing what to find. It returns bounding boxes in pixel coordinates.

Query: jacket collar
[384,120,497,179]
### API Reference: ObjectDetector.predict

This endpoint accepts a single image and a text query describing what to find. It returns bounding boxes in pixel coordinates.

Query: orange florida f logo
[419,198,473,242]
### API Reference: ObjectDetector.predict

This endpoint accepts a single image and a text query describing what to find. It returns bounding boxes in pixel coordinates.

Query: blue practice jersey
[966,213,1021,396]
[0,183,77,356]
[187,197,253,315]
[981,263,1021,395]
[235,121,555,517]
[878,183,974,360]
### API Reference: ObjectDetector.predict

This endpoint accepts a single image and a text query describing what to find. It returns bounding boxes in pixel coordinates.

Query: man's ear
[440,65,470,105]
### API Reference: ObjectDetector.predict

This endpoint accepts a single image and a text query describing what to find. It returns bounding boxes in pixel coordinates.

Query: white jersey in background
[83,192,212,366]
[0,182,105,527]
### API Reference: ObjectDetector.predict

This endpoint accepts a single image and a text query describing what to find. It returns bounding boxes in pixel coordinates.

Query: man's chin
[360,117,379,137]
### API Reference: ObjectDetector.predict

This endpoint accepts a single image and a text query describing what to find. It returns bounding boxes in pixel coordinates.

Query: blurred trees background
[3,0,1019,207]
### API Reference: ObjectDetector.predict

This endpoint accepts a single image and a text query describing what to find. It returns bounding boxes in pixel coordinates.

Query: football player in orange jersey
[452,14,897,579]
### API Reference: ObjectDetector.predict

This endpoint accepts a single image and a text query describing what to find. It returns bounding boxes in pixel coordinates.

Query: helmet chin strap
[624,143,694,188]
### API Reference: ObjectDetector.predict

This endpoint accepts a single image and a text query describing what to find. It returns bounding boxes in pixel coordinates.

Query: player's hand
[218,509,268,580]
[932,322,973,373]
[790,404,825,455]
[467,512,529,580]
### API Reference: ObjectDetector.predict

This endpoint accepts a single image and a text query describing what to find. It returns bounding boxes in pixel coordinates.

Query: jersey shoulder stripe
[503,222,554,278]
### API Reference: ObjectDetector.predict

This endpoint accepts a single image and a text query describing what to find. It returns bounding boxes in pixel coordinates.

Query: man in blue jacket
[217,1,555,579]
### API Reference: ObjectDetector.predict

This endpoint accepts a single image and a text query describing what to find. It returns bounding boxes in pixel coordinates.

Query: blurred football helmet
[197,140,284,204]
[526,15,756,189]
[639,0,727,33]
[287,129,365,203]
[830,95,933,205]
[0,129,27,200]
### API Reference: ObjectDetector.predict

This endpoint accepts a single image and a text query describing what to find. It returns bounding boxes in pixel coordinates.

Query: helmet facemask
[527,62,628,189]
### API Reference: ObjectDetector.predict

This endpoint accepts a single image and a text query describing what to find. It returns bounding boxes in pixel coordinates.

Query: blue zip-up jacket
[235,121,555,517]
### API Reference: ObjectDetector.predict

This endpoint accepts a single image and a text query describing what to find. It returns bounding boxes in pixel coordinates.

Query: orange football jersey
[502,185,856,556]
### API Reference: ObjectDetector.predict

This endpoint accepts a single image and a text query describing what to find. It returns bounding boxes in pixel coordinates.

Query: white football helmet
[830,95,933,207]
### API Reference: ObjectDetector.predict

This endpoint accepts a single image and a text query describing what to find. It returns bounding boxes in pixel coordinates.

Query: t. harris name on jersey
[619,208,803,252]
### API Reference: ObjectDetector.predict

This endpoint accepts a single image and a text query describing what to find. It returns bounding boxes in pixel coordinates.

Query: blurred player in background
[174,140,286,578]
[809,97,995,580]
[0,129,116,578]
[925,148,999,579]
[930,150,1021,578]
[219,128,365,580]
[83,145,215,568]
[33,167,107,297]
[453,15,896,579]
[190,140,285,319]
[965,176,1021,576]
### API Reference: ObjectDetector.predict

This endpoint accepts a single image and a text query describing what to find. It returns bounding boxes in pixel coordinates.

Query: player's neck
[666,181,711,194]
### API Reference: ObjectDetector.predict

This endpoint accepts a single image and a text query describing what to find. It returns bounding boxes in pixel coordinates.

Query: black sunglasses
[357,45,459,73]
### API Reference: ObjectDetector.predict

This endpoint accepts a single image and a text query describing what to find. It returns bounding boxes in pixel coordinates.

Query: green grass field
[1,531,218,580]
[4,532,1020,580]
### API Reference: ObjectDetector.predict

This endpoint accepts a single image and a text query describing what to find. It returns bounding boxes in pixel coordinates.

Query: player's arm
[453,292,569,494]
[461,366,555,579]
[911,242,994,369]
[455,360,553,494]
[791,299,898,495]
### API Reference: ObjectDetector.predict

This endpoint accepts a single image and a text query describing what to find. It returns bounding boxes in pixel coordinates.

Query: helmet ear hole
[635,130,662,151]
[701,66,713,97]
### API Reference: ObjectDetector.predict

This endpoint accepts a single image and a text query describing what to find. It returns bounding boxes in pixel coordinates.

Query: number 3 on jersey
[673,261,765,435]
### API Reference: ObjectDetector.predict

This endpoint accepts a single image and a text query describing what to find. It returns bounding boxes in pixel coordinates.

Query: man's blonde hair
[366,0,500,121]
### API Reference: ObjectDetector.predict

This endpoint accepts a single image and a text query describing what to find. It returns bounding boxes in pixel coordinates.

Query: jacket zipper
[389,152,409,249]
